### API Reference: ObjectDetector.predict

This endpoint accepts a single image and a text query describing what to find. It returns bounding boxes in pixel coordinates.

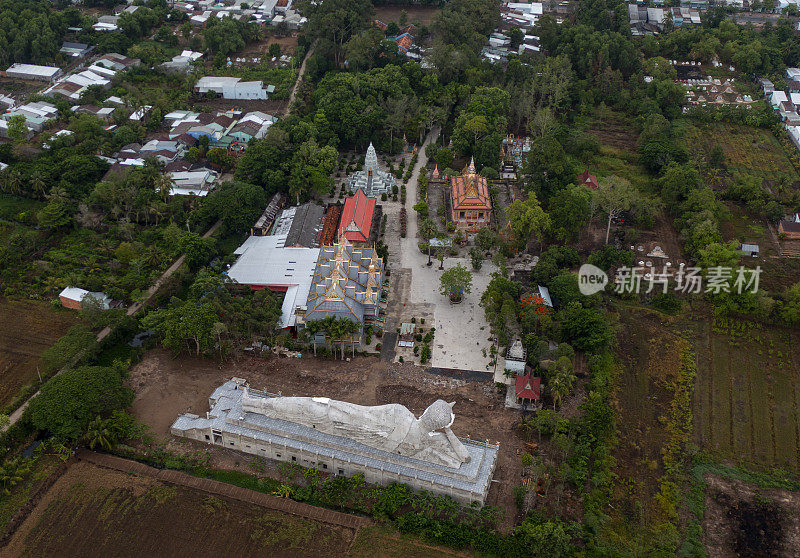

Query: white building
[58,287,111,310]
[194,76,275,100]
[172,379,499,505]
[169,169,219,196]
[5,63,62,83]
[226,233,319,328]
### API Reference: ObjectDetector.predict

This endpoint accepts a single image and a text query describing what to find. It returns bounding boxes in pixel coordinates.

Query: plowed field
[3,461,355,557]
[0,299,77,407]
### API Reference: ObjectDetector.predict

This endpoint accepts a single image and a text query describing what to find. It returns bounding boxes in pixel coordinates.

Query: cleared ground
[0,299,78,408]
[373,5,440,26]
[612,306,689,519]
[703,473,800,557]
[686,122,800,185]
[3,461,355,557]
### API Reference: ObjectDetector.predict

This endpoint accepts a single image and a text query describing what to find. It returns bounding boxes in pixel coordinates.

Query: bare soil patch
[191,97,288,115]
[373,5,440,26]
[703,473,800,558]
[239,34,299,57]
[587,119,639,152]
[2,460,354,557]
[0,299,78,407]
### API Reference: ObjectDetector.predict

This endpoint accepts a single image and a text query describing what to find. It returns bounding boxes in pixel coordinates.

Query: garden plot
[0,300,78,407]
[693,316,800,471]
[686,123,800,185]
[3,461,355,557]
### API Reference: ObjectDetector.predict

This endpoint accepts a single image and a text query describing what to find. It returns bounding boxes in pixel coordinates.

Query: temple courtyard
[381,129,498,373]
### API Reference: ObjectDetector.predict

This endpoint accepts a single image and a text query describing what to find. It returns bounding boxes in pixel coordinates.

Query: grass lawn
[0,195,43,222]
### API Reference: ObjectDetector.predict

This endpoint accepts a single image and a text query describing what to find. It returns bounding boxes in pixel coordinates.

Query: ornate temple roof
[450,157,491,212]
[347,143,395,197]
[338,189,375,243]
[304,239,384,323]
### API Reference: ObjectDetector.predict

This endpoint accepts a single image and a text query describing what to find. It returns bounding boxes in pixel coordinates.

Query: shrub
[420,344,431,363]
[26,365,134,440]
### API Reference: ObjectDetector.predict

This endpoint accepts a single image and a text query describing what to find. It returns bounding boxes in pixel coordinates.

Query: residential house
[739,243,759,257]
[139,139,187,164]
[72,105,116,122]
[577,170,599,190]
[94,53,141,71]
[59,287,111,310]
[0,101,59,135]
[770,90,789,108]
[194,76,275,100]
[169,169,219,196]
[5,63,62,82]
[59,42,93,58]
[160,50,204,73]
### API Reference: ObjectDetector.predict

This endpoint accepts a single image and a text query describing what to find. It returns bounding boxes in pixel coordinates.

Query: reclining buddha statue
[241,389,471,469]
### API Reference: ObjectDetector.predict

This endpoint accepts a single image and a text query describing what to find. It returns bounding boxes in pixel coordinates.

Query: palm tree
[0,457,30,495]
[28,172,47,199]
[2,170,23,196]
[550,368,576,410]
[305,320,321,356]
[337,318,359,359]
[83,416,114,450]
[273,484,294,499]
[154,174,172,203]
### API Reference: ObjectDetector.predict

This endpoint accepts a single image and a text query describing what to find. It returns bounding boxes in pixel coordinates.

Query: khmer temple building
[346,143,395,198]
[449,158,492,232]
[299,239,385,335]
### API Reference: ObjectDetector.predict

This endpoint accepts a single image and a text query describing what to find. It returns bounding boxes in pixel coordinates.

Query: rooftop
[338,189,375,243]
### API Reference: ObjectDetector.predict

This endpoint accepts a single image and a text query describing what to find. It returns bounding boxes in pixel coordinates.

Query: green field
[693,316,800,471]
[685,123,800,184]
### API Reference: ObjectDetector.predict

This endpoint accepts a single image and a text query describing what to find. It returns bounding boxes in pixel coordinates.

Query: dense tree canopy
[27,365,134,440]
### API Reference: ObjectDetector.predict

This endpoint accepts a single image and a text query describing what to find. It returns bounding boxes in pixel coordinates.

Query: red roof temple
[338,189,375,244]
[515,374,541,405]
[449,158,492,232]
[578,170,599,190]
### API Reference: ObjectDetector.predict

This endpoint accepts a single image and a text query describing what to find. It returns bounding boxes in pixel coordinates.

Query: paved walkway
[389,130,497,372]
[77,450,370,531]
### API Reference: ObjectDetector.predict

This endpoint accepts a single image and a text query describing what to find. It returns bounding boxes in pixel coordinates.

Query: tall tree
[505,195,551,250]
[298,0,373,65]
[439,263,473,302]
[594,176,648,244]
